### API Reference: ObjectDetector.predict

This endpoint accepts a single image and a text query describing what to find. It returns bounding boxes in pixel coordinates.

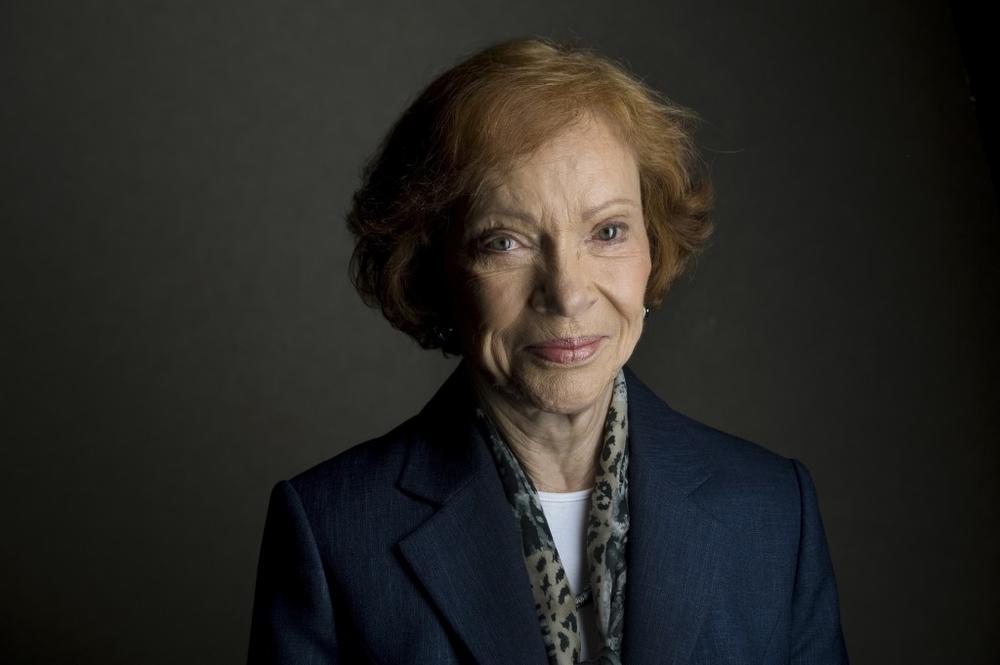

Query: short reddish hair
[347,37,714,354]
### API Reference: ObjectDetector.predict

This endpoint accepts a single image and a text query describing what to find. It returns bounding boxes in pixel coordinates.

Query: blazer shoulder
[625,364,796,487]
[285,413,421,513]
[660,414,802,542]
[678,410,805,521]
[676,408,793,476]
[627,366,800,513]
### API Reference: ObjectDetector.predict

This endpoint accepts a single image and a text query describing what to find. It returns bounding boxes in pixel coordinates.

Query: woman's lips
[525,336,607,365]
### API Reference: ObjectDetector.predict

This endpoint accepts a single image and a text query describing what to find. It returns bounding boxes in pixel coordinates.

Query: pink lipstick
[526,336,606,365]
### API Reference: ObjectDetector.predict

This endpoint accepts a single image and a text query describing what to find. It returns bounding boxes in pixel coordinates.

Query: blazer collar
[396,360,550,665]
[395,363,718,502]
[396,360,730,665]
[396,360,491,505]
[620,364,732,665]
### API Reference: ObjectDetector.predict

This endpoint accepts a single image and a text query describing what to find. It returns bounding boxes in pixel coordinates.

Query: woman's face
[449,116,652,414]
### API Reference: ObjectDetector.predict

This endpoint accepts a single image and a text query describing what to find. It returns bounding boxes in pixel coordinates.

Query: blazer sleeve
[789,459,850,665]
[248,480,339,664]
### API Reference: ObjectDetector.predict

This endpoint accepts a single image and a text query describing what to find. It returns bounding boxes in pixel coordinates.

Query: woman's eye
[596,223,626,242]
[483,236,517,252]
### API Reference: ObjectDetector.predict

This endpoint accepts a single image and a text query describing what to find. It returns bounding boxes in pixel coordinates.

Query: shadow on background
[2,1,996,663]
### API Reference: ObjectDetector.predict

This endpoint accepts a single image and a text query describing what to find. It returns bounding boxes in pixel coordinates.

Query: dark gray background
[2,1,997,663]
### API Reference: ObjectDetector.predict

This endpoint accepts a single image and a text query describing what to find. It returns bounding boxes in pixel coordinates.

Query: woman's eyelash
[470,232,519,255]
[484,235,517,251]
[595,222,629,242]
[475,222,628,253]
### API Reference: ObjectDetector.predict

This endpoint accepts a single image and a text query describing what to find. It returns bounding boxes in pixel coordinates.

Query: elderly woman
[248,38,849,665]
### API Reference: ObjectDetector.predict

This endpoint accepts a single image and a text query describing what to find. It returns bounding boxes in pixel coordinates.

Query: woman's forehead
[476,130,639,212]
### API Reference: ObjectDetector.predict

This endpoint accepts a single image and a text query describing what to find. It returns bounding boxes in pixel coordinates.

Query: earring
[432,325,455,345]
[643,307,650,319]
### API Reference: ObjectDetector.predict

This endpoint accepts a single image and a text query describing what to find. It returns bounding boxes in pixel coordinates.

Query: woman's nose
[530,247,596,318]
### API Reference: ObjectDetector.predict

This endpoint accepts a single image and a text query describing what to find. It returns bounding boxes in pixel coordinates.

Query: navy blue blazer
[248,362,849,664]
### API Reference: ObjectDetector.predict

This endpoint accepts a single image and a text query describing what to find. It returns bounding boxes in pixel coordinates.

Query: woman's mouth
[525,336,607,365]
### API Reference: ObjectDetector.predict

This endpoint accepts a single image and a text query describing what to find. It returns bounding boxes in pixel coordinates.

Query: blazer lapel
[621,366,732,665]
[396,361,549,665]
[394,362,733,665]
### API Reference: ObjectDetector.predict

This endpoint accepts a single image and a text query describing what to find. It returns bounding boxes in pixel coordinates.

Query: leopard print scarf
[475,370,630,665]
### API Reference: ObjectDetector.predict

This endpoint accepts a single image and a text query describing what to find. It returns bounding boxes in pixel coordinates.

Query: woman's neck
[471,371,614,492]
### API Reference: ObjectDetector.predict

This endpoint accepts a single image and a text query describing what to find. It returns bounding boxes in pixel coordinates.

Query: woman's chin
[507,357,618,415]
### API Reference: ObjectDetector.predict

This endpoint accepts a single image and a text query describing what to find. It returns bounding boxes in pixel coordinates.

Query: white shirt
[537,487,601,661]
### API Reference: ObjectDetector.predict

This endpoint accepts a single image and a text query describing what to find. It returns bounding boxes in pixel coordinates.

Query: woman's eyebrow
[472,197,639,228]
[473,207,537,224]
[582,197,639,220]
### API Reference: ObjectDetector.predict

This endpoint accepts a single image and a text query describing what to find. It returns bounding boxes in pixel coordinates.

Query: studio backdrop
[2,1,996,663]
